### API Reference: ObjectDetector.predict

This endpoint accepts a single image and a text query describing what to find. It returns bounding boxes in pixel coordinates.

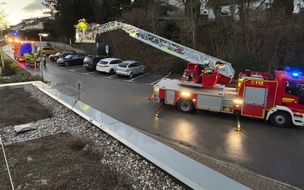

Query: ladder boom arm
[75,20,235,81]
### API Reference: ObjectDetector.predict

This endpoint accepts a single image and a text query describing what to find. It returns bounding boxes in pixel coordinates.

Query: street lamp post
[0,28,4,76]
[38,33,49,79]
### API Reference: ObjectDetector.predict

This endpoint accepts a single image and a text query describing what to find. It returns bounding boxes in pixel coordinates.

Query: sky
[1,0,46,26]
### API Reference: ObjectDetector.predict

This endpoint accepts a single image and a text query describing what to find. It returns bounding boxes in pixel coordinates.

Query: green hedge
[0,59,44,84]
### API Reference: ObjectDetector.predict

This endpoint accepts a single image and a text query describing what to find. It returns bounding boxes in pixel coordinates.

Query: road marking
[106,75,117,79]
[101,75,115,79]
[70,68,85,72]
[82,72,96,75]
[128,72,150,82]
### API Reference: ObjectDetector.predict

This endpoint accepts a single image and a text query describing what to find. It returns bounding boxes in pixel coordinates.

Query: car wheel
[142,69,146,74]
[270,111,291,127]
[109,69,115,75]
[65,62,69,67]
[129,72,134,78]
[177,99,194,113]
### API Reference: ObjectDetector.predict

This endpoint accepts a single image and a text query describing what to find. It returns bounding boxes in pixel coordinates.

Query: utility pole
[190,0,197,49]
[38,33,49,79]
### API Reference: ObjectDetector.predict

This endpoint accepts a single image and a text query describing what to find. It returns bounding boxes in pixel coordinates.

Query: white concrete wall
[294,0,304,14]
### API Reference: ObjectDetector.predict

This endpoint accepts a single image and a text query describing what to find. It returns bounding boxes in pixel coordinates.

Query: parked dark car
[56,52,76,63]
[50,50,76,61]
[57,53,87,66]
[56,52,74,63]
[83,55,106,71]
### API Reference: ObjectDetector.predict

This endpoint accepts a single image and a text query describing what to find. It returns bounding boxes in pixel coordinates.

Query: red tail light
[88,62,93,65]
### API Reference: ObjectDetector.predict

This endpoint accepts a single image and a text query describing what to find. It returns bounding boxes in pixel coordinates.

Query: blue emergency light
[285,67,302,78]
[13,31,18,36]
[292,72,300,77]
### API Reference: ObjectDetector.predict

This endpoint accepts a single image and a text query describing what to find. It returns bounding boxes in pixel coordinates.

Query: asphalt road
[3,46,304,189]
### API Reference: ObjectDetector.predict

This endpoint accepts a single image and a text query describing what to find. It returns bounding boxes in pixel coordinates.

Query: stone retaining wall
[50,42,85,53]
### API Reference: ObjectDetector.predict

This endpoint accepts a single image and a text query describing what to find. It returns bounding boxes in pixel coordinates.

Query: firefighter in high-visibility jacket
[23,52,31,64]
[32,51,38,58]
[74,18,88,42]
[202,61,213,75]
[29,53,36,66]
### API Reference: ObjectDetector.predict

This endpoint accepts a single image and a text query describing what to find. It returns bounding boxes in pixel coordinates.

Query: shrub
[72,43,97,55]
[8,157,18,168]
[229,47,260,76]
[0,59,44,84]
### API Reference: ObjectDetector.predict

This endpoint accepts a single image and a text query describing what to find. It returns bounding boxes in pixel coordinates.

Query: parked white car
[96,58,123,75]
[116,60,146,78]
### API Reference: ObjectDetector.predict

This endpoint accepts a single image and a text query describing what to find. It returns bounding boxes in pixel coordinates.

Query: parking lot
[52,61,173,86]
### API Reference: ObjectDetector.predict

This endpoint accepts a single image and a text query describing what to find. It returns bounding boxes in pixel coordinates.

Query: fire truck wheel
[270,111,291,127]
[177,99,194,113]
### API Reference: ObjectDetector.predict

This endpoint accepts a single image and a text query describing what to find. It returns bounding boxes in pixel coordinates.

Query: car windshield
[84,57,92,62]
[39,47,48,50]
[100,61,109,65]
[118,62,129,68]
[65,55,73,58]
[285,81,304,97]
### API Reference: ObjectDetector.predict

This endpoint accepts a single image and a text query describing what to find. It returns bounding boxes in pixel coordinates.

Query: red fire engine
[73,20,304,127]
[13,40,35,62]
[151,68,304,127]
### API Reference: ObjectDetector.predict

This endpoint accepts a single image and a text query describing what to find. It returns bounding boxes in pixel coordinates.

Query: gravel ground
[0,84,185,190]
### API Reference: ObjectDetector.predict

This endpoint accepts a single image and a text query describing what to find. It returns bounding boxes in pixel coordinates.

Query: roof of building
[10,16,52,31]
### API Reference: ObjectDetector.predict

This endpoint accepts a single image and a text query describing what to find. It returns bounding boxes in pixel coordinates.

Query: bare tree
[0,2,9,75]
[89,0,103,23]
[121,1,160,32]
[180,0,201,49]
[0,2,9,29]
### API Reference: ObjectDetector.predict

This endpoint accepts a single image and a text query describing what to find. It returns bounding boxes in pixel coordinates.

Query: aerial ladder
[75,21,235,88]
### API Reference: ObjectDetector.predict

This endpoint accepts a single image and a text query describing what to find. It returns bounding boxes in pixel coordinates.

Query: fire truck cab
[235,69,304,127]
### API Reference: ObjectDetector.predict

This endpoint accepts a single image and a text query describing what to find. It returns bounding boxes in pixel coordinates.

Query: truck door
[298,83,304,104]
[241,85,267,118]
[283,80,304,109]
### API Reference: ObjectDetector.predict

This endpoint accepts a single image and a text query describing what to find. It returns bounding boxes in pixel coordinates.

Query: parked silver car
[116,60,146,78]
